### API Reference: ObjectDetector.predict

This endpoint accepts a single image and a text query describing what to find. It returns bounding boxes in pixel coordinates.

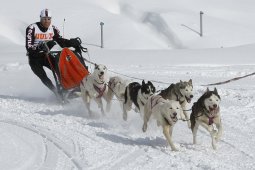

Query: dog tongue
[99,75,104,79]
[209,107,219,115]
[209,107,215,112]
[187,98,191,103]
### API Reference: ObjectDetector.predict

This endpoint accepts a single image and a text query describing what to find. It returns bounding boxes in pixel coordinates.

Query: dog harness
[151,95,164,109]
[93,84,107,98]
[108,78,120,89]
[174,91,185,104]
[147,95,166,111]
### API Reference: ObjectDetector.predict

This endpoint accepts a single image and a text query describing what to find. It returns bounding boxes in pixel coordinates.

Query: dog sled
[44,38,89,102]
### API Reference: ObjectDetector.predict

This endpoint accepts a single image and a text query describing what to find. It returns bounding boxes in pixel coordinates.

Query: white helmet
[40,9,52,18]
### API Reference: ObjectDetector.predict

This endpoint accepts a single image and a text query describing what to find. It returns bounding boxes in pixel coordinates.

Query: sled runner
[44,38,89,102]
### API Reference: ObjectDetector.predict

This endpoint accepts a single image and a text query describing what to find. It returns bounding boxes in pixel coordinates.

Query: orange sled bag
[58,48,89,89]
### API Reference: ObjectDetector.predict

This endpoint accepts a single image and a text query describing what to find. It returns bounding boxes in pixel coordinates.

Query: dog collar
[150,95,164,109]
[94,79,105,85]
[108,79,117,88]
[174,91,185,104]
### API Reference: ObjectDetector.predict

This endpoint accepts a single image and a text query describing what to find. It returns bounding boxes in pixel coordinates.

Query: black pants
[29,53,56,91]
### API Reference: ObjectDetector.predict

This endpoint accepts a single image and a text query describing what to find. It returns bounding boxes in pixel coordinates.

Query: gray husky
[190,88,222,150]
[106,76,130,112]
[159,79,193,128]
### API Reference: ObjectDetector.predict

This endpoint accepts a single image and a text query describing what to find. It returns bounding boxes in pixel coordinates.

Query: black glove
[37,41,49,53]
[69,38,81,48]
[37,41,45,50]
[46,40,56,49]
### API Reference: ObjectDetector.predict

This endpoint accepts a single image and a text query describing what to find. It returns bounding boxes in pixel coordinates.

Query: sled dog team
[80,64,223,151]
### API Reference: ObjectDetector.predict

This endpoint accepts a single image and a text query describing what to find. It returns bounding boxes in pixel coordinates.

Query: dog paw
[215,135,221,142]
[123,114,127,121]
[142,124,147,132]
[187,121,191,129]
[134,108,139,113]
[171,147,179,151]
[212,130,218,137]
[212,144,217,150]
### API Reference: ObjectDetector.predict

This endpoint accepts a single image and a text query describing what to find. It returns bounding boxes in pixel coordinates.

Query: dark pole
[100,22,104,48]
[200,11,204,37]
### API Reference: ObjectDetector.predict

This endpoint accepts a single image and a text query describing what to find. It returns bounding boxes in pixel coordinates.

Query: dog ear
[189,79,192,84]
[94,64,98,69]
[180,80,183,83]
[142,80,145,85]
[206,87,210,92]
[148,81,153,85]
[214,87,218,94]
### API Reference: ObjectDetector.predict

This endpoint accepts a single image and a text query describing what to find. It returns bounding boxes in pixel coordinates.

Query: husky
[159,79,193,128]
[106,76,130,112]
[190,88,222,150]
[80,64,109,115]
[142,95,183,151]
[123,80,156,121]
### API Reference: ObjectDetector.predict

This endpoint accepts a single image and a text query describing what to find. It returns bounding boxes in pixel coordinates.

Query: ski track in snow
[1,63,255,169]
[0,120,83,170]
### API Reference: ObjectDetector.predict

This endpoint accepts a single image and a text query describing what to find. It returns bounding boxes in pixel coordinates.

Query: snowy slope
[1,0,255,170]
[1,0,255,49]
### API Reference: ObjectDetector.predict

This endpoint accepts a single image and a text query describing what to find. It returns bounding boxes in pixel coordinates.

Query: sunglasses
[41,17,51,21]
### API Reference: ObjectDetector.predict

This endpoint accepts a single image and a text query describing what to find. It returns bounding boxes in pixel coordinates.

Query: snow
[1,0,255,169]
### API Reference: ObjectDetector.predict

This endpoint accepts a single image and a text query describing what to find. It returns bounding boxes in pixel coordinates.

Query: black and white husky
[190,88,222,150]
[123,80,156,121]
[159,79,193,128]
[80,64,109,116]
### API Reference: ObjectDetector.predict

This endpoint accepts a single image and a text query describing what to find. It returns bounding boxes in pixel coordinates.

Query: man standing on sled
[25,9,83,100]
